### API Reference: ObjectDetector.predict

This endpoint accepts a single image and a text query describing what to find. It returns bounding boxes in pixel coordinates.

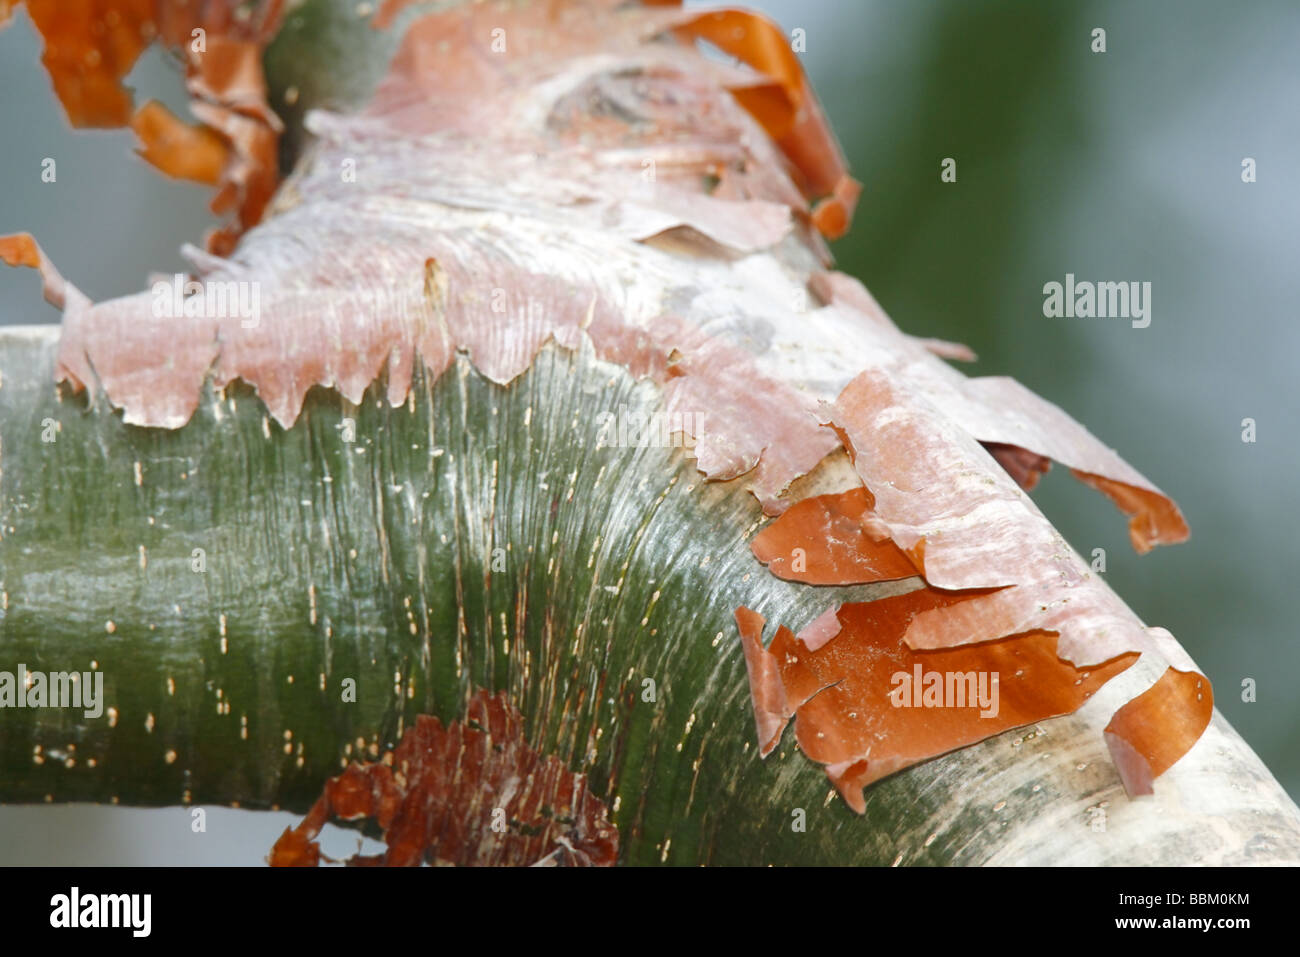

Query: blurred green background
[0,0,1295,862]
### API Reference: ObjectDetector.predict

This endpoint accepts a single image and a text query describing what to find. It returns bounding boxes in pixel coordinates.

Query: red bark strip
[750,487,918,585]
[270,689,619,867]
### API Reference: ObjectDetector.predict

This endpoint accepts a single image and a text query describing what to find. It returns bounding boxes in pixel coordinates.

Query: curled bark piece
[959,377,1190,553]
[915,336,978,363]
[1072,468,1190,556]
[8,0,285,252]
[1105,667,1214,797]
[0,233,101,395]
[270,690,618,867]
[130,100,229,186]
[984,441,1052,492]
[668,7,860,237]
[0,233,77,310]
[1104,625,1212,797]
[810,175,862,241]
[735,607,793,756]
[736,594,1139,812]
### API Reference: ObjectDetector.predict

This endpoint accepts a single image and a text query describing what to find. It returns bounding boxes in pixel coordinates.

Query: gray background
[0,0,1296,863]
